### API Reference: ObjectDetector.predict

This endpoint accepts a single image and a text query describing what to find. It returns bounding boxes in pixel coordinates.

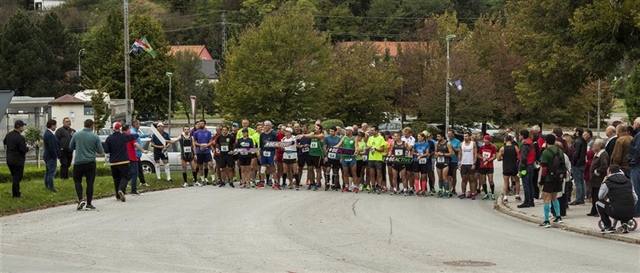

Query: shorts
[325,158,341,168]
[478,168,494,175]
[411,161,420,173]
[181,153,194,162]
[306,155,322,168]
[460,164,475,175]
[436,163,448,169]
[260,150,276,166]
[275,151,284,163]
[341,158,356,167]
[503,171,518,176]
[154,150,168,161]
[356,160,366,178]
[196,152,212,165]
[426,159,434,171]
[393,163,405,171]
[415,162,428,174]
[238,157,252,166]
[298,153,309,167]
[219,155,235,168]
[448,162,458,176]
[386,161,393,167]
[368,161,384,170]
[542,181,563,193]
[284,159,297,165]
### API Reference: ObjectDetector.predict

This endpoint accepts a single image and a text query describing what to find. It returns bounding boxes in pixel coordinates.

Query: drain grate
[443,260,496,267]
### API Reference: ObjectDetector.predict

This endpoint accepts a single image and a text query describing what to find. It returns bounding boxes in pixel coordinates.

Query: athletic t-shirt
[259,130,278,152]
[216,134,236,155]
[414,141,429,162]
[401,135,415,147]
[540,145,565,182]
[324,135,342,160]
[367,135,387,161]
[503,144,519,174]
[449,138,461,163]
[460,141,475,165]
[310,137,324,157]
[298,137,311,156]
[356,140,366,161]
[341,136,356,160]
[151,131,170,152]
[480,143,497,169]
[193,129,212,153]
[237,137,255,158]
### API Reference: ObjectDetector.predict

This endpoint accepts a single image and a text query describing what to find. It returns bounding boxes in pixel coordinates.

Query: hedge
[0,164,112,183]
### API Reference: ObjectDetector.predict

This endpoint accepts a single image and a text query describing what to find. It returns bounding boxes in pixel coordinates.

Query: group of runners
[154,119,512,200]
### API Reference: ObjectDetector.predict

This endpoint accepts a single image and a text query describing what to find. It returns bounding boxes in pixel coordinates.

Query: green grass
[612,98,626,113]
[0,173,184,215]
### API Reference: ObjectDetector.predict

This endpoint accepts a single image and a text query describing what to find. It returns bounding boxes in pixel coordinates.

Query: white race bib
[310,142,318,148]
[482,151,491,159]
[302,147,310,153]
[184,146,192,153]
[437,156,445,163]
[328,152,337,159]
[284,152,297,160]
[394,149,403,156]
[263,151,271,157]
[221,145,229,152]
[419,158,427,164]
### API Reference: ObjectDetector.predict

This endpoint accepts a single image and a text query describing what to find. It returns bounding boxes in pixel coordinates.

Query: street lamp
[166,72,173,136]
[78,48,84,78]
[445,34,456,135]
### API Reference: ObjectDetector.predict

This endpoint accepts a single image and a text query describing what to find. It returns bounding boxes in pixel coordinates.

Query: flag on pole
[130,37,157,59]
[453,79,462,92]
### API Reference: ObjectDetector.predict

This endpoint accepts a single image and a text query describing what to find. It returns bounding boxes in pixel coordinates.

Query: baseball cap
[285,127,293,133]
[232,122,239,127]
[14,120,26,128]
[113,122,122,131]
[483,135,492,141]
[241,128,248,133]
[156,122,165,127]
[345,126,354,131]
[422,130,431,137]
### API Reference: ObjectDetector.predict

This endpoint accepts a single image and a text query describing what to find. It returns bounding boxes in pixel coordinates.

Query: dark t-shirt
[216,134,236,155]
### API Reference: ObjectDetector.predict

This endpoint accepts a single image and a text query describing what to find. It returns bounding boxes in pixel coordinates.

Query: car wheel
[141,162,155,174]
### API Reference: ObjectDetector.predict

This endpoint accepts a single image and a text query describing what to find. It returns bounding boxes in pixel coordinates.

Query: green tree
[216,6,332,124]
[626,65,640,120]
[81,7,176,120]
[23,126,43,168]
[324,42,399,125]
[174,50,205,124]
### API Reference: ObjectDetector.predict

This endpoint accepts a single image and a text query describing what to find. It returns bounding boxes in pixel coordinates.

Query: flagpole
[445,34,456,134]
[124,0,132,125]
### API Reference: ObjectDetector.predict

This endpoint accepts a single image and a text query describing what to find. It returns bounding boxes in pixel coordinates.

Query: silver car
[138,137,216,174]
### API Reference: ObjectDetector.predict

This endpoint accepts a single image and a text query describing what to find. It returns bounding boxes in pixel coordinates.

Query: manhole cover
[443,260,496,267]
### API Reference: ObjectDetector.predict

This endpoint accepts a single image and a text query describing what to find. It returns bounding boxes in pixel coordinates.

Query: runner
[216,125,236,187]
[334,126,358,192]
[296,124,310,185]
[479,135,497,200]
[212,125,223,185]
[150,122,175,182]
[497,135,520,202]
[424,131,437,195]
[324,126,343,191]
[236,128,256,188]
[458,131,477,200]
[282,127,300,190]
[447,129,461,196]
[413,132,431,196]
[434,132,454,198]
[177,126,199,187]
[389,131,412,195]
[251,124,263,187]
[356,131,368,192]
[384,131,394,193]
[275,125,287,188]
[193,120,215,185]
[297,124,325,191]
[367,126,388,194]
[259,121,278,189]
[401,127,416,195]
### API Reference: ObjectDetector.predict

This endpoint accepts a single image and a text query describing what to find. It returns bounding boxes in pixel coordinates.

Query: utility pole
[445,34,456,134]
[166,72,173,136]
[123,0,132,125]
[597,79,601,138]
[221,11,227,58]
[78,48,84,78]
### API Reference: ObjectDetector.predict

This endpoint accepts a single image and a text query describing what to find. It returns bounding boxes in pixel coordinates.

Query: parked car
[136,112,157,126]
[470,122,502,140]
[97,128,113,143]
[138,138,215,174]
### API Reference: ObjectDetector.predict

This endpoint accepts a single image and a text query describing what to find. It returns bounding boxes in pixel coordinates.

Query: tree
[81,7,176,120]
[626,65,640,120]
[174,50,205,124]
[324,42,399,125]
[216,6,332,124]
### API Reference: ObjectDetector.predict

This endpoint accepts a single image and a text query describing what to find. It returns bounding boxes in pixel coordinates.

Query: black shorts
[460,164,475,175]
[411,161,420,173]
[298,153,309,167]
[325,158,341,168]
[197,153,212,164]
[154,150,168,161]
[436,163,448,169]
[386,161,393,167]
[356,160,366,178]
[284,159,297,165]
[542,181,563,193]
[368,161,384,170]
[393,163,405,171]
[448,162,458,176]
[415,162,428,174]
[181,153,194,162]
[238,157,252,166]
[478,168,494,175]
[306,155,322,168]
[503,171,518,176]
[219,155,235,168]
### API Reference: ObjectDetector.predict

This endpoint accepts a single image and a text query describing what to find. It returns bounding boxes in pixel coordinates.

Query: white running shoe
[182,182,189,188]
[194,182,202,187]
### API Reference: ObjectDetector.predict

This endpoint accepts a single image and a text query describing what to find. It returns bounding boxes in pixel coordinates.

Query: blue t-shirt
[130,127,147,157]
[413,141,429,161]
[151,131,170,151]
[298,137,311,156]
[193,129,212,153]
[259,130,278,151]
[324,135,342,152]
[449,138,461,163]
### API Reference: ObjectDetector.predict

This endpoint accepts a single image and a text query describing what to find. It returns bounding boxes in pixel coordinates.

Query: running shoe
[195,182,202,187]
[471,194,476,200]
[229,181,235,188]
[451,190,458,196]
[503,196,508,203]
[131,192,142,196]
[295,184,300,191]
[601,227,615,234]
[167,179,173,183]
[85,204,96,210]
[539,221,551,228]
[307,183,313,190]
[403,189,408,196]
[140,183,150,187]
[437,191,443,198]
[622,223,629,234]
[429,189,436,196]
[458,193,466,199]
[182,182,189,188]
[482,194,490,200]
[490,194,496,201]
[342,187,350,193]
[118,190,126,202]
[553,216,563,223]
[325,184,330,191]
[444,190,451,198]
[359,184,364,191]
[366,185,372,191]
[313,184,318,191]
[77,200,86,210]
[353,188,359,193]
[257,183,265,189]
[274,184,281,190]
[515,195,522,201]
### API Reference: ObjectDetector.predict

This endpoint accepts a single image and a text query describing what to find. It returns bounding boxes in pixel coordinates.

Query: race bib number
[482,151,491,159]
[302,147,310,153]
[184,146,192,153]
[310,142,318,148]
[394,149,403,156]
[363,155,368,161]
[437,156,445,163]
[221,145,229,152]
[284,152,297,160]
[328,152,337,159]
[419,158,427,164]
[263,151,271,157]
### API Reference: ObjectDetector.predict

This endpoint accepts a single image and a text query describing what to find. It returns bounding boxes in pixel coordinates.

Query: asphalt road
[2,165,640,272]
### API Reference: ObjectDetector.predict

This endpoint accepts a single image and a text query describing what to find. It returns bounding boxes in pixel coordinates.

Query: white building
[28,0,66,10]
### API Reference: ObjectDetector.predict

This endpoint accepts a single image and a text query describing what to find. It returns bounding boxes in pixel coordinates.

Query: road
[2,164,639,272]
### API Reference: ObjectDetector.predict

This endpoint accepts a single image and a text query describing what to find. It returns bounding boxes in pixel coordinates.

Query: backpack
[548,147,567,181]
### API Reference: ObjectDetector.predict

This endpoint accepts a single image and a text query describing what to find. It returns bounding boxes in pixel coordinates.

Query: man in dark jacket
[570,127,587,205]
[55,117,75,179]
[597,165,638,233]
[104,122,139,202]
[604,126,617,157]
[3,120,29,198]
[43,119,60,192]
[629,117,640,216]
[517,129,536,208]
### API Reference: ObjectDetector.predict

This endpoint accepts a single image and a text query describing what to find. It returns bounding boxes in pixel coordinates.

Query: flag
[130,37,157,59]
[454,79,462,92]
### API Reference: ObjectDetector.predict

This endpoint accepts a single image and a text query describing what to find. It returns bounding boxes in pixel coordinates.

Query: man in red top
[479,135,497,200]
[123,125,147,195]
[275,125,286,187]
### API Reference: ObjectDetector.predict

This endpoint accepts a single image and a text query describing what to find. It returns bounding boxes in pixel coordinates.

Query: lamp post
[445,34,456,134]
[166,72,173,136]
[123,0,132,125]
[78,48,84,78]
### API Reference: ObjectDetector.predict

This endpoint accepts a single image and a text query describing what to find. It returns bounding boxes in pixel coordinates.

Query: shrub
[0,164,112,183]
[321,119,344,130]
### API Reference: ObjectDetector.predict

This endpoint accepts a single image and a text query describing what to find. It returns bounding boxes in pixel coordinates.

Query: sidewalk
[495,197,640,244]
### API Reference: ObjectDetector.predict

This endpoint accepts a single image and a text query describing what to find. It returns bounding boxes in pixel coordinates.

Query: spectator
[597,165,638,233]
[570,127,587,205]
[611,124,631,178]
[104,122,139,202]
[587,139,609,216]
[43,119,60,192]
[3,120,29,198]
[55,117,75,179]
[69,119,104,210]
[628,117,640,217]
[604,126,617,157]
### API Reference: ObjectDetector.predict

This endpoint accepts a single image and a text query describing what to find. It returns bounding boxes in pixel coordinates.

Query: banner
[264,141,294,148]
[190,96,196,119]
[327,147,357,156]
[384,156,413,164]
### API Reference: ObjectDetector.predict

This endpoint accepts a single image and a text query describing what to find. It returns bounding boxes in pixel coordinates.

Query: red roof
[169,45,213,60]
[48,94,87,105]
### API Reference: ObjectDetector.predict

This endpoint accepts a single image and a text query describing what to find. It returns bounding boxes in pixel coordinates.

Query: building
[335,41,428,58]
[27,0,66,10]
[169,45,218,80]
[48,94,90,131]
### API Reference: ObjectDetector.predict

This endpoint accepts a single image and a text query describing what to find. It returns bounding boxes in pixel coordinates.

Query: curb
[493,201,640,245]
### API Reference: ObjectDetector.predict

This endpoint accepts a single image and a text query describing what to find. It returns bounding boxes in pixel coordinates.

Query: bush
[321,119,344,130]
[0,164,112,183]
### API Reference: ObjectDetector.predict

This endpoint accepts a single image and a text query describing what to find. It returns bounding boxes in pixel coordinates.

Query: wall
[49,104,89,131]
